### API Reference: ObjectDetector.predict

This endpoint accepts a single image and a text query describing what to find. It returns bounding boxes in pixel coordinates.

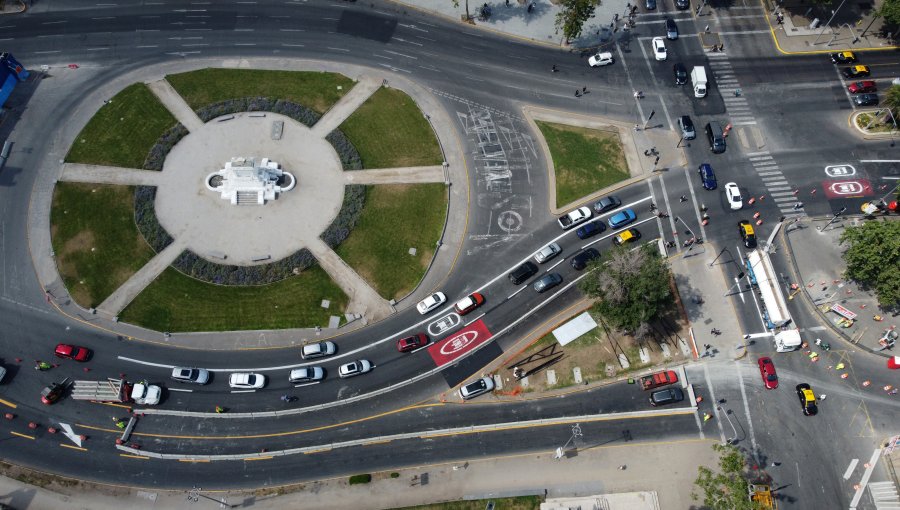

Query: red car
[454,293,485,315]
[54,343,91,362]
[847,80,876,94]
[757,357,778,389]
[397,333,428,353]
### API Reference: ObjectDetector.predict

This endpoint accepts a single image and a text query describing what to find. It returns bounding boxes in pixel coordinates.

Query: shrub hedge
[326,129,363,170]
[195,98,321,126]
[348,474,371,485]
[170,249,317,286]
[134,186,174,252]
[320,184,366,249]
[143,123,189,171]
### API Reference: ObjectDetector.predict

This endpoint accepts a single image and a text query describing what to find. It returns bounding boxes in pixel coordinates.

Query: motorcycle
[815,338,831,351]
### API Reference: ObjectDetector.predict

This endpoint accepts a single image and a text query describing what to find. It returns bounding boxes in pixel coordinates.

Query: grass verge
[335,184,447,300]
[119,265,348,332]
[395,496,542,510]
[50,183,155,308]
[535,121,629,208]
[338,87,443,168]
[65,83,177,168]
[166,69,354,115]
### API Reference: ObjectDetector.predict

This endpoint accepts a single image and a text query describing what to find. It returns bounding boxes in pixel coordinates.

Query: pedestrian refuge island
[746,250,802,352]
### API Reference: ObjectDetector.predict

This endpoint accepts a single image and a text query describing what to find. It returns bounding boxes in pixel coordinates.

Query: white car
[131,382,161,405]
[588,51,614,67]
[534,242,562,264]
[724,182,742,210]
[416,292,446,315]
[652,37,667,61]
[301,341,336,359]
[229,372,266,389]
[338,360,372,378]
[289,366,324,383]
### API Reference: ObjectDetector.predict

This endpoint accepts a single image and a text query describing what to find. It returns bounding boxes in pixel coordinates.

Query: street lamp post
[186,487,229,508]
[554,423,583,460]
[716,405,738,444]
[813,0,849,45]
[818,206,847,232]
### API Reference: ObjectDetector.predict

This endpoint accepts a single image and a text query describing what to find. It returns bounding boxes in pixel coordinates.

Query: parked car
[454,293,485,315]
[416,292,446,315]
[576,221,606,240]
[608,209,636,228]
[533,273,563,293]
[757,357,778,389]
[459,376,495,400]
[229,372,266,389]
[588,51,614,67]
[339,360,372,378]
[847,80,876,93]
[674,63,688,85]
[646,0,657,9]
[675,0,689,9]
[649,387,684,406]
[739,220,757,248]
[665,18,678,40]
[593,195,622,214]
[854,93,879,106]
[698,163,717,190]
[289,366,324,383]
[678,115,695,139]
[534,242,562,264]
[652,37,667,61]
[301,341,336,360]
[54,343,91,362]
[796,383,818,415]
[508,262,538,285]
[570,248,601,270]
[613,228,641,246]
[842,65,870,78]
[171,367,210,385]
[640,370,679,390]
[830,51,856,64]
[724,182,742,210]
[397,333,429,353]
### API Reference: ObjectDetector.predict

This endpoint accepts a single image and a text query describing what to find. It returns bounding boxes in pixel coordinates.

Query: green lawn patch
[65,83,177,169]
[394,495,542,510]
[338,87,443,169]
[50,183,155,308]
[535,121,630,208]
[119,265,347,332]
[166,69,354,114]
[336,184,447,300]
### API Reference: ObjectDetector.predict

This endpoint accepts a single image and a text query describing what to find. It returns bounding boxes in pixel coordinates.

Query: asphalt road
[0,0,897,505]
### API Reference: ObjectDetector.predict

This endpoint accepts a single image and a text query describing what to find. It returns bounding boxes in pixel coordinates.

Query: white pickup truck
[557,207,592,229]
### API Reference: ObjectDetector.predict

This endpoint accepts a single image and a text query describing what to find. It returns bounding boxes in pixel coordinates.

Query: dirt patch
[59,230,96,257]
[496,306,690,394]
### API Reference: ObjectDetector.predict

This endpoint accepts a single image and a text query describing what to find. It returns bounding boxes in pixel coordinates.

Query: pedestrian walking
[680,195,687,202]
[582,86,588,94]
[649,202,657,211]
[644,149,651,156]
[506,0,510,6]
[654,156,660,165]
[215,405,226,413]
[551,64,558,72]
[705,24,710,32]
[793,202,804,210]
[575,90,581,97]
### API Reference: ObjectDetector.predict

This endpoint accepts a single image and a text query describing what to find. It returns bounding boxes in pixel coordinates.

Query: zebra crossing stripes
[708,53,757,126]
[747,150,803,216]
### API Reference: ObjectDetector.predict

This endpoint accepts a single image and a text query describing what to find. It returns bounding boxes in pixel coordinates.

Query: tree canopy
[885,84,900,118]
[692,444,761,510]
[554,0,597,44]
[879,0,900,25]
[840,220,900,309]
[577,244,673,333]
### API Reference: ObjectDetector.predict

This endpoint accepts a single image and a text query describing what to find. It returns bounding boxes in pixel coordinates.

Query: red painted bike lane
[427,320,493,368]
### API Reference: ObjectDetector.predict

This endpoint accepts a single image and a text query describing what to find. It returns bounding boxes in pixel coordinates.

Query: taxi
[796,383,818,416]
[830,51,856,64]
[613,228,641,246]
[842,65,870,79]
[739,220,756,248]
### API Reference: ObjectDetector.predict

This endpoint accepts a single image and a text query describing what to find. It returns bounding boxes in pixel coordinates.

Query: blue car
[576,221,606,240]
[608,209,636,228]
[698,164,717,190]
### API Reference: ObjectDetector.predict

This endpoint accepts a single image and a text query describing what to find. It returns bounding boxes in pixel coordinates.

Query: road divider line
[60,443,87,451]
[843,458,859,479]
[10,431,34,440]
[244,456,272,461]
[0,398,17,409]
[120,454,149,460]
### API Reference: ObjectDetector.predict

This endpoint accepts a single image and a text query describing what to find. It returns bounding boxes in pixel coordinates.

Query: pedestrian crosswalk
[708,54,756,126]
[745,150,803,217]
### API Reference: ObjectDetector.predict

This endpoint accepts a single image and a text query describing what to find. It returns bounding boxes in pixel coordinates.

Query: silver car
[533,242,561,264]
[301,341,336,360]
[459,376,495,400]
[339,360,372,378]
[171,367,210,385]
[289,366,324,383]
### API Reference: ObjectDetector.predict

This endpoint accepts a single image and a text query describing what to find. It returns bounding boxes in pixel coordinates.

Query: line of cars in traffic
[832,51,900,107]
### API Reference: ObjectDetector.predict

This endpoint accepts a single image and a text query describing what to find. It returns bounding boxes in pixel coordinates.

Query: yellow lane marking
[244,456,272,461]
[10,431,35,440]
[120,454,149,460]
[96,402,132,410]
[303,448,332,455]
[179,459,210,463]
[0,398,18,409]
[364,439,391,446]
[60,443,87,451]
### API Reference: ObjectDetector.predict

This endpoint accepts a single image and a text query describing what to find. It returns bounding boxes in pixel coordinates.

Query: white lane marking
[736,363,758,454]
[843,458,859,479]
[702,364,727,443]
[293,381,321,388]
[850,449,884,509]
[230,390,257,393]
[168,388,193,393]
[860,160,900,163]
[507,286,528,300]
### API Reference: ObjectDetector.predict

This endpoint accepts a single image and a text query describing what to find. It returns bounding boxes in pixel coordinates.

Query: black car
[645,0,657,9]
[533,273,563,293]
[508,261,538,285]
[649,387,684,406]
[593,195,622,214]
[854,93,879,106]
[570,248,601,270]
[674,63,687,85]
[675,0,689,9]
[576,221,606,240]
[665,18,678,40]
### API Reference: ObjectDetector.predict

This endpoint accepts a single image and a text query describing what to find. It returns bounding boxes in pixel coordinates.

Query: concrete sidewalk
[0,439,719,510]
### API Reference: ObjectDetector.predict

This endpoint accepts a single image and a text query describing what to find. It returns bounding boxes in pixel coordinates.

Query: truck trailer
[71,378,161,405]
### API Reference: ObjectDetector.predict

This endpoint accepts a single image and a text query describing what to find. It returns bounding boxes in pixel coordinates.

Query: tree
[879,0,900,25]
[885,84,900,118]
[450,0,472,22]
[840,220,900,310]
[578,244,673,333]
[692,444,759,510]
[554,0,596,44]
